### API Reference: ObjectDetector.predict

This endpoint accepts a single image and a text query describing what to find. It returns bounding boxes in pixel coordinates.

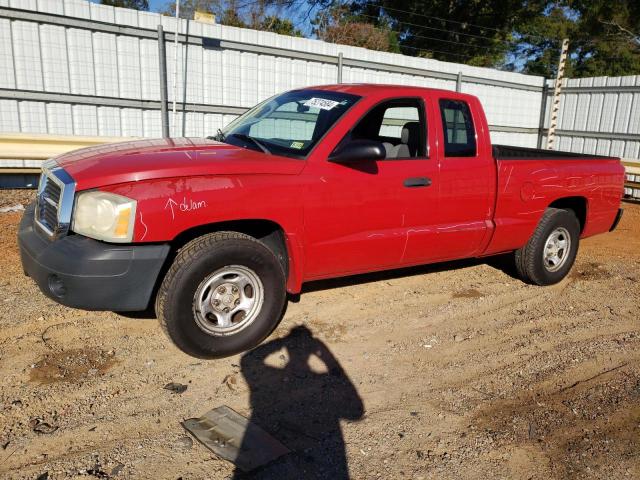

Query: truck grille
[35,162,75,238]
[37,176,62,233]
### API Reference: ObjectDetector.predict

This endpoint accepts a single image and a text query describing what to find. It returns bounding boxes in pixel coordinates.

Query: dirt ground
[0,190,638,480]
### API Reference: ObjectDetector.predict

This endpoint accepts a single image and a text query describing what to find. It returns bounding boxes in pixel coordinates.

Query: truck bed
[493,145,617,161]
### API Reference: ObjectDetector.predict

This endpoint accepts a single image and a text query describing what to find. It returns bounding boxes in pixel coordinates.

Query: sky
[148,0,168,11]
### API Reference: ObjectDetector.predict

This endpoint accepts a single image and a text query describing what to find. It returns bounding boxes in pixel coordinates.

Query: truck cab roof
[301,83,474,99]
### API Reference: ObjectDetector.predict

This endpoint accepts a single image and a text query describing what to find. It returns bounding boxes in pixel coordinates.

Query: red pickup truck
[19,85,625,359]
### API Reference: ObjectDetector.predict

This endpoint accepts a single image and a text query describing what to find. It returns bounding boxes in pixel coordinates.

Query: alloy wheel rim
[193,265,264,336]
[543,227,571,272]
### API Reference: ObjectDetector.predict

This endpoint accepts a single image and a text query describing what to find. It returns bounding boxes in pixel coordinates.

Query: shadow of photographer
[233,325,364,479]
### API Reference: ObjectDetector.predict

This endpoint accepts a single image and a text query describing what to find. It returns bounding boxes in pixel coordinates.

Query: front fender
[103,174,306,293]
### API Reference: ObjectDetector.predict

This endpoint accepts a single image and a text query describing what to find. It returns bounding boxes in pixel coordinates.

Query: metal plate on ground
[182,405,290,472]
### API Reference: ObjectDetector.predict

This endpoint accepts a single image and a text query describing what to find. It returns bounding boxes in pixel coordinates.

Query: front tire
[514,208,580,286]
[156,232,287,359]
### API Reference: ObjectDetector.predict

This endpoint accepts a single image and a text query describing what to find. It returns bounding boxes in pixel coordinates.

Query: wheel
[156,232,287,359]
[514,208,580,286]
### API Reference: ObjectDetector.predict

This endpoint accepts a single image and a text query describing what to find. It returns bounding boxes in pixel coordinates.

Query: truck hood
[55,138,306,190]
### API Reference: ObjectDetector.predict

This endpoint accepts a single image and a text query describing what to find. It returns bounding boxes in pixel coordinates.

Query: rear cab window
[439,99,477,157]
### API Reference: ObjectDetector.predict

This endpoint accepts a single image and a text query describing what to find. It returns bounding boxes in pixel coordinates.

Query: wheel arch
[548,196,588,233]
[169,219,291,276]
[136,219,302,317]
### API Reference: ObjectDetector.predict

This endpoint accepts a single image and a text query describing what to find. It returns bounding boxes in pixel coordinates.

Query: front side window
[216,90,360,158]
[378,106,420,139]
[346,98,426,159]
[439,99,477,157]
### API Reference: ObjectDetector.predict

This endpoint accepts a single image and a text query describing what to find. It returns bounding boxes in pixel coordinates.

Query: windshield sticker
[303,97,341,110]
[290,141,305,149]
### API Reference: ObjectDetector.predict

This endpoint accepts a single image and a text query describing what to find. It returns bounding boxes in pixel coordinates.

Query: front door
[303,97,439,279]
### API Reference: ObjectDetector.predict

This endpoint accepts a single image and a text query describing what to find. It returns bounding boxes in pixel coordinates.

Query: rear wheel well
[548,197,587,233]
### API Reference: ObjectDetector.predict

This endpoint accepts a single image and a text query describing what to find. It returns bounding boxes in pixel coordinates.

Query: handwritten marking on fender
[165,198,177,219]
[139,211,148,240]
[165,197,208,220]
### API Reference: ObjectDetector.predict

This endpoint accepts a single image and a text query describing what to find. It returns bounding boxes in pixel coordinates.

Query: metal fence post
[456,71,462,92]
[337,52,343,83]
[537,83,549,149]
[157,25,170,138]
[547,38,570,149]
[181,20,190,137]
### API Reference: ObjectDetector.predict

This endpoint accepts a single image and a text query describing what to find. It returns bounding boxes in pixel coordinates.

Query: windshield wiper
[228,133,271,155]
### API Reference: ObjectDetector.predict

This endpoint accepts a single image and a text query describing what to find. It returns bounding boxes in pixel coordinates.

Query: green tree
[514,0,640,77]
[349,0,529,66]
[156,0,640,77]
[259,16,304,36]
[508,3,578,77]
[565,0,639,77]
[346,0,640,76]
[101,0,149,9]
[161,0,304,35]
[313,4,400,53]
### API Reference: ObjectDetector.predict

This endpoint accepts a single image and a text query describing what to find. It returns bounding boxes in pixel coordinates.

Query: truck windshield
[213,90,361,158]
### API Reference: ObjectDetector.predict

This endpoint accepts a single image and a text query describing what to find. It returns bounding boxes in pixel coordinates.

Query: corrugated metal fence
[543,76,640,161]
[0,0,544,156]
[541,76,640,199]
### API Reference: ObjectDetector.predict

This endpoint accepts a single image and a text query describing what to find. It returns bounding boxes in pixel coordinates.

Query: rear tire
[514,208,580,286]
[156,232,287,359]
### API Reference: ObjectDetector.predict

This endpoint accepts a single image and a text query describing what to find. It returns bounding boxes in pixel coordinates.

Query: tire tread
[514,208,579,286]
[155,231,281,355]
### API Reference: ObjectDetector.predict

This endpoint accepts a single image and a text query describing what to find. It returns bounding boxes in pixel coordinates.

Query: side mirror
[329,139,385,163]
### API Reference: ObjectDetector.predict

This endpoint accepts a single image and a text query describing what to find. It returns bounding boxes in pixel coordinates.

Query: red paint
[58,85,625,293]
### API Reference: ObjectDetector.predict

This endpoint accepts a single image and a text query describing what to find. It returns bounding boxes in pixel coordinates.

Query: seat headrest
[401,122,421,144]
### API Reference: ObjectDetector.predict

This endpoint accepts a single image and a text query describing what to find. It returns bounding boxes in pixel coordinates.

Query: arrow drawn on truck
[165,197,208,220]
[165,198,178,220]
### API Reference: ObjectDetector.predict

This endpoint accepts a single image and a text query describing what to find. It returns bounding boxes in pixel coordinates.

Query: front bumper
[18,203,170,311]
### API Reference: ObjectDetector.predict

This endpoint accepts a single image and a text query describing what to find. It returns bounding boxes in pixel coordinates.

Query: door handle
[403,177,432,188]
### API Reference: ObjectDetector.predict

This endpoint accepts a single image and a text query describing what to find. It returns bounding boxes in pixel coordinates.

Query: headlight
[72,191,137,242]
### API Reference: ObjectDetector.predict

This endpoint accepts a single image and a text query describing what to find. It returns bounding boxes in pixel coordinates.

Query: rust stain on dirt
[470,366,640,478]
[29,348,117,384]
[570,261,611,281]
[311,320,347,342]
[452,288,484,299]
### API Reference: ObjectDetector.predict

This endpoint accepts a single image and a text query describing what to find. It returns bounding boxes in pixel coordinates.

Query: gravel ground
[0,190,35,210]
[0,190,638,480]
